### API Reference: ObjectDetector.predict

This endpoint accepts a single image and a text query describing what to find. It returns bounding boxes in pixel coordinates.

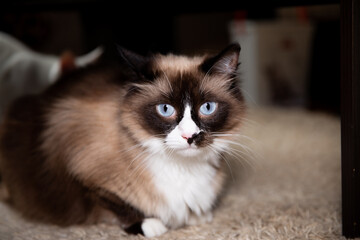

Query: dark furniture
[341,0,360,238]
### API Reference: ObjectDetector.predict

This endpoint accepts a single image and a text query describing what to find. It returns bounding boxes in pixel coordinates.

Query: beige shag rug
[0,107,350,240]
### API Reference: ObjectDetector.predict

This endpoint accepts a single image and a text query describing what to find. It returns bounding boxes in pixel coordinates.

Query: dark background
[0,2,340,114]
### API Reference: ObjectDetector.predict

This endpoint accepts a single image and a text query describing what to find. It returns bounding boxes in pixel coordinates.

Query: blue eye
[199,102,217,116]
[156,104,175,118]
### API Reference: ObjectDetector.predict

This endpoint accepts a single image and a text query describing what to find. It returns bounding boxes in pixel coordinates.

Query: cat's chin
[175,147,202,157]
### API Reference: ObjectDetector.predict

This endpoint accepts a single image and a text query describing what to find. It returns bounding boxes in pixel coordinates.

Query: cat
[0,43,245,237]
[0,31,103,119]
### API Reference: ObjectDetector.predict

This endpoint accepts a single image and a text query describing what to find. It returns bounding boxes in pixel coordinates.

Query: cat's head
[119,44,245,162]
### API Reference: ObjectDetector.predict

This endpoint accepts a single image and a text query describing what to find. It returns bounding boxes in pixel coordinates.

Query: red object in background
[296,6,309,23]
[233,11,248,34]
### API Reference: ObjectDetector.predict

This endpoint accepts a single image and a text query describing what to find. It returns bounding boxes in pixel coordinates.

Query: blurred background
[0,2,340,115]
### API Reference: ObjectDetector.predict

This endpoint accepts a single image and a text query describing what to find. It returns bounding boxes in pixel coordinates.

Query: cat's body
[0,44,245,237]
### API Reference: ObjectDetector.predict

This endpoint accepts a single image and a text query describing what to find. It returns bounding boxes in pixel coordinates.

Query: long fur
[0,43,245,237]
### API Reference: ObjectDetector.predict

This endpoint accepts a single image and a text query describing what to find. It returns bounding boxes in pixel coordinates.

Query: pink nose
[181,133,193,140]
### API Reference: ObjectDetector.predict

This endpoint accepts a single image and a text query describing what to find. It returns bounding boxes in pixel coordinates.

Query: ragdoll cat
[0,31,103,119]
[0,43,245,237]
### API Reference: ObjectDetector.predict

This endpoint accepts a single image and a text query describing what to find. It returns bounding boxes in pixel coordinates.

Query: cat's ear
[200,43,240,76]
[117,45,151,78]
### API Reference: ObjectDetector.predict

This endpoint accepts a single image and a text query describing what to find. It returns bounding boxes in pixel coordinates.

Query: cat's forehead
[153,54,205,74]
[145,54,234,99]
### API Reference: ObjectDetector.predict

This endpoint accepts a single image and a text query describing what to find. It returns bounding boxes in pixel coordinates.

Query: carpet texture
[0,107,351,240]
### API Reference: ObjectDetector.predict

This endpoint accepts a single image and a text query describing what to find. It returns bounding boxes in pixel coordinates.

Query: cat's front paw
[141,218,168,237]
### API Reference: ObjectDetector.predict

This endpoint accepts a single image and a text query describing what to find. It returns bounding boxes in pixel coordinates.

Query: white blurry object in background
[0,31,103,119]
[229,20,314,107]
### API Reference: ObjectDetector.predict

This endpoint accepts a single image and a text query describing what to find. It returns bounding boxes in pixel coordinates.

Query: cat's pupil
[206,103,210,111]
[163,105,168,112]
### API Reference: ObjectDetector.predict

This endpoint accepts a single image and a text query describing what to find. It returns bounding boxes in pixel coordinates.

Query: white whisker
[223,147,258,172]
[215,138,253,154]
[212,137,260,171]
[126,147,150,173]
[241,88,259,107]
[199,64,214,92]
[129,147,164,181]
[116,143,143,155]
[234,117,261,128]
[161,69,173,94]
[208,145,235,182]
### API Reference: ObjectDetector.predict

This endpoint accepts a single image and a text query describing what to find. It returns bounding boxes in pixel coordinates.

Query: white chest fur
[146,151,219,228]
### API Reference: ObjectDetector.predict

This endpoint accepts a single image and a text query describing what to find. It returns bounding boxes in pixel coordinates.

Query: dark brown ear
[60,51,76,74]
[117,45,152,79]
[200,43,241,76]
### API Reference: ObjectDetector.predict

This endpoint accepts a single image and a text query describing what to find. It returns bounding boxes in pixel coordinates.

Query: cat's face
[120,44,245,160]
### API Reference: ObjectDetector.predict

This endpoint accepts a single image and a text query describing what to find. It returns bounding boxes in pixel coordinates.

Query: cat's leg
[90,188,169,237]
[90,188,146,235]
[125,217,168,237]
[140,218,168,237]
[90,188,168,237]
[187,211,213,226]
